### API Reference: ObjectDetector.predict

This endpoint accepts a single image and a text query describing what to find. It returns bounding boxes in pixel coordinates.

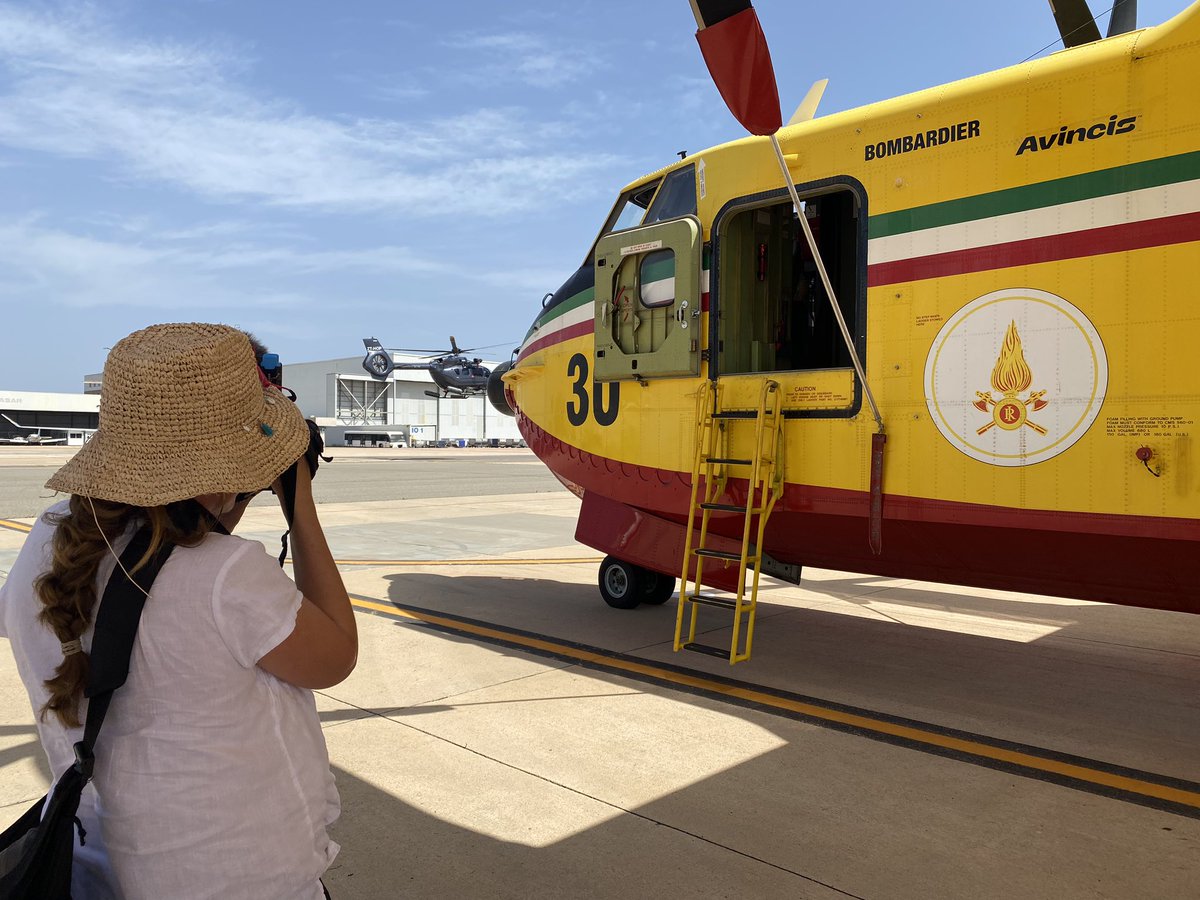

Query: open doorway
[715,186,863,377]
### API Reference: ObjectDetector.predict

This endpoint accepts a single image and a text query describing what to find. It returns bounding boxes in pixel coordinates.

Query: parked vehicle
[343,431,407,448]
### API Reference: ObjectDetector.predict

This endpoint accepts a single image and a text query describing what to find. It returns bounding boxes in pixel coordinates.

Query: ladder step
[699,502,752,512]
[681,642,733,660]
[705,457,753,466]
[693,548,744,562]
[685,593,753,610]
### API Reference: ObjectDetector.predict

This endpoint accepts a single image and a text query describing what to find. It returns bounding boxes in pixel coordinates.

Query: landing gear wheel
[638,569,676,605]
[598,556,642,609]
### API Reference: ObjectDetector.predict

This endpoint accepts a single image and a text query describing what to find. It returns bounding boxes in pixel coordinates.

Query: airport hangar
[0,389,100,445]
[2,352,521,448]
[282,353,522,447]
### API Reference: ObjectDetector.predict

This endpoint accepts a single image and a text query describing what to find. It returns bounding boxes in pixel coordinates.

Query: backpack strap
[75,526,175,779]
[74,501,233,778]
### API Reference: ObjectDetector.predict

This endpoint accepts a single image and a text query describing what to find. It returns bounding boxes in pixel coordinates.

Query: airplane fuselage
[504,5,1200,614]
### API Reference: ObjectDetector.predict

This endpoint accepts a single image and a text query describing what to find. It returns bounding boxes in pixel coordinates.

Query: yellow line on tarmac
[0,519,31,533]
[348,594,1200,815]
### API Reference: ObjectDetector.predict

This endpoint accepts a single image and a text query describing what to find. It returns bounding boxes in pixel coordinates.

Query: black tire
[598,556,642,609]
[638,569,677,605]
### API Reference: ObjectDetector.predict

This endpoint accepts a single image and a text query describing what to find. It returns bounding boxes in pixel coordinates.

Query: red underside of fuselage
[518,412,1200,615]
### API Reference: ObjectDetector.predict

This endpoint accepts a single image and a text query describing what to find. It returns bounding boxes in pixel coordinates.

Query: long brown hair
[34,495,215,728]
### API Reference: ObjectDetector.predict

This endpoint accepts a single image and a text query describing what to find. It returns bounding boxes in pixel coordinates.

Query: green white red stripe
[520,150,1200,353]
[868,150,1200,286]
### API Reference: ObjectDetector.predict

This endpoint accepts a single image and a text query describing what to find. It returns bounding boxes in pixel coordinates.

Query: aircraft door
[713,186,865,416]
[593,216,702,382]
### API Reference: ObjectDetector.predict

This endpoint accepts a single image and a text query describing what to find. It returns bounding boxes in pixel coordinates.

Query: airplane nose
[487,360,516,416]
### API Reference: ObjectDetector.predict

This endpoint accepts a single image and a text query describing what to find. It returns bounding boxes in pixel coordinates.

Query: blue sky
[0,0,1186,391]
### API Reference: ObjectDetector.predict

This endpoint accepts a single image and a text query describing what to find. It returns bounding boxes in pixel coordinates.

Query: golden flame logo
[973,321,1048,436]
[991,321,1032,395]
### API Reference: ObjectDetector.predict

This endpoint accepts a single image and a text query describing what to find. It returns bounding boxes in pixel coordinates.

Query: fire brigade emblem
[973,321,1048,436]
[923,289,1107,466]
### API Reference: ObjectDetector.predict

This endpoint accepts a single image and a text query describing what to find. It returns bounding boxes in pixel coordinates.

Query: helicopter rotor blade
[381,339,522,359]
[1047,0,1102,48]
[452,340,522,354]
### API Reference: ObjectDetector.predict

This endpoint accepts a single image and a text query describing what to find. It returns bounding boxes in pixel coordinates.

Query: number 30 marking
[566,353,619,427]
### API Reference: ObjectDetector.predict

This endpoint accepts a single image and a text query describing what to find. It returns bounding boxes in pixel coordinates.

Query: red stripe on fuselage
[518,319,592,362]
[517,413,1200,613]
[868,211,1200,287]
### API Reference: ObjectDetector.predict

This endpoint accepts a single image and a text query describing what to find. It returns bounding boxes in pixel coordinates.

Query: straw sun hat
[47,323,310,507]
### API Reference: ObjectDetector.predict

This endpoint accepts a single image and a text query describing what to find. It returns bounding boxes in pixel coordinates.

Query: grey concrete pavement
[0,446,563,519]
[1,451,1198,898]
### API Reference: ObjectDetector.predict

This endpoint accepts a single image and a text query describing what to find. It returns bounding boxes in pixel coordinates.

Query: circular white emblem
[924,288,1107,466]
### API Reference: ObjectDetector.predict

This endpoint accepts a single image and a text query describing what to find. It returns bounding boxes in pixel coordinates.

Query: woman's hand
[271,458,315,518]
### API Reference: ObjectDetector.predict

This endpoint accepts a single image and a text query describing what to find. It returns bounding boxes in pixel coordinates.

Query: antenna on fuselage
[786,78,828,126]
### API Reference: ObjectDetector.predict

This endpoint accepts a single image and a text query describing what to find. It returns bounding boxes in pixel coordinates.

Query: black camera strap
[83,501,229,759]
[275,464,298,566]
[272,420,331,568]
[78,526,177,776]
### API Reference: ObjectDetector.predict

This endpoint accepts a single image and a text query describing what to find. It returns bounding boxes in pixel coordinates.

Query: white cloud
[443,31,597,89]
[0,5,620,215]
[0,218,458,311]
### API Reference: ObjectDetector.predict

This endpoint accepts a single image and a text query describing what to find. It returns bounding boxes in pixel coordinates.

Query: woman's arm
[257,464,357,688]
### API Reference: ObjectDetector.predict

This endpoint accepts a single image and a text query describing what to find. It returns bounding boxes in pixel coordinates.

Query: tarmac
[1,447,1198,898]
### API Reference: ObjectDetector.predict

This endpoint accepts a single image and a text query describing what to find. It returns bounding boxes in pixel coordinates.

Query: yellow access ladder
[674,379,784,664]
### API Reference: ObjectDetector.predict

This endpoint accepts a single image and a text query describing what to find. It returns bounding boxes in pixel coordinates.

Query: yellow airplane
[490,0,1200,661]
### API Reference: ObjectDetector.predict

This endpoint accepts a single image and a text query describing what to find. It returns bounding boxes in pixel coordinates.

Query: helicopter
[491,0,1200,663]
[361,336,497,399]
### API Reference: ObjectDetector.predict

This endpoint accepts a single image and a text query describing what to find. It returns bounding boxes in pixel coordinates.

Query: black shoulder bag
[0,526,174,900]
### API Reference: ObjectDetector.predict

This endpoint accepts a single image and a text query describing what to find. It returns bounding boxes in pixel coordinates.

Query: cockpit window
[586,165,698,266]
[603,180,661,237]
[644,165,696,225]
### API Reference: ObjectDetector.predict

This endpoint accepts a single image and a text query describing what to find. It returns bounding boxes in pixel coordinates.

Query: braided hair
[33,495,215,728]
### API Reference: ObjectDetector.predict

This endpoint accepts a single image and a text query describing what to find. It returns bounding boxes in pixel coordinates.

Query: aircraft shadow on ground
[319,641,1197,900]
[0,597,1192,897]
[375,571,1200,785]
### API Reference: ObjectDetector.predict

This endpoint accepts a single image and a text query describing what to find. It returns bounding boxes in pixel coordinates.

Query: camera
[234,347,331,508]
[259,352,284,388]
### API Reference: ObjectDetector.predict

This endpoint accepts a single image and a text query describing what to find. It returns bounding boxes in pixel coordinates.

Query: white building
[282,353,521,447]
[0,391,100,445]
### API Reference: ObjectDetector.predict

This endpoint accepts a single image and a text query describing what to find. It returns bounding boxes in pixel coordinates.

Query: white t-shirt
[0,501,338,900]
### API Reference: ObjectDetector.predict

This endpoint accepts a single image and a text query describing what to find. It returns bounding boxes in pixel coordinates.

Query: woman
[0,323,357,899]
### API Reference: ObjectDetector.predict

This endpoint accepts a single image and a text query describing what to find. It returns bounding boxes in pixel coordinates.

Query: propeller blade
[1047,0,1102,48]
[1106,0,1137,37]
[691,0,782,136]
[787,78,829,126]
